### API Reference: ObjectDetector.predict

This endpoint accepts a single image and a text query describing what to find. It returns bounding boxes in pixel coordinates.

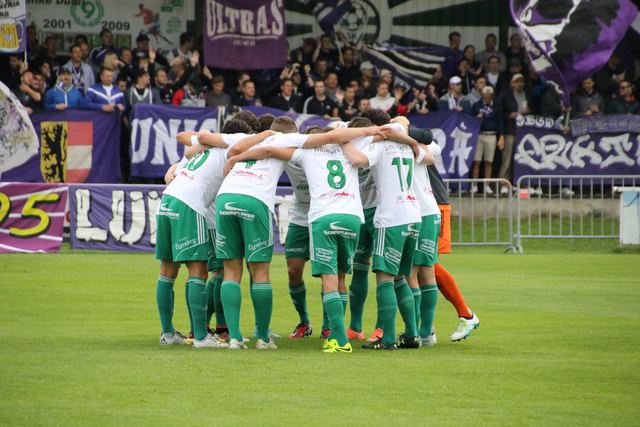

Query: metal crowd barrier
[513,175,640,253]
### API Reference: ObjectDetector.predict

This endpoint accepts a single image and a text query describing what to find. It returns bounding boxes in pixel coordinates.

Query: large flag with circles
[305,0,353,33]
[362,43,448,90]
[510,0,638,106]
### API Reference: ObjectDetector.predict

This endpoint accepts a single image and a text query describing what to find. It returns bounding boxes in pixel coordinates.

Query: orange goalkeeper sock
[434,263,472,319]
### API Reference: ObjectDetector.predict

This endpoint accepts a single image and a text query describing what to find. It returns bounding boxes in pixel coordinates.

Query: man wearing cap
[438,76,464,112]
[125,68,161,110]
[63,44,95,95]
[500,72,532,191]
[470,85,503,194]
[44,68,84,110]
[133,33,168,67]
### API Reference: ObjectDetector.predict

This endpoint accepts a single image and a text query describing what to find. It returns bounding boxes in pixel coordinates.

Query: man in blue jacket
[44,68,84,110]
[84,68,125,113]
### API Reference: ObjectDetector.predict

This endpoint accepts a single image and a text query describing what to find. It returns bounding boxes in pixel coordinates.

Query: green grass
[1,247,639,425]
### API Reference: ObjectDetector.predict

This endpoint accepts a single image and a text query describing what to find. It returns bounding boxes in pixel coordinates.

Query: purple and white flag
[0,183,68,253]
[305,0,352,33]
[511,0,638,105]
[203,0,287,69]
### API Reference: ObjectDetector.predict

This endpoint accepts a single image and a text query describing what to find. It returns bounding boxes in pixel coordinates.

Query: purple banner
[129,104,219,178]
[570,114,640,137]
[0,182,67,253]
[408,111,482,181]
[1,109,121,183]
[511,0,637,105]
[203,0,287,70]
[69,184,164,252]
[514,115,640,179]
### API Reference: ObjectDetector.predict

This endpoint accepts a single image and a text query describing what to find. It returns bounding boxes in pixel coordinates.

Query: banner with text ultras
[25,0,187,55]
[0,182,68,253]
[68,183,294,253]
[129,104,220,179]
[513,114,640,180]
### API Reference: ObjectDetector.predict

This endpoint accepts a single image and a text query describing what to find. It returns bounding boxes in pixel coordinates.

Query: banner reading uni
[203,0,287,69]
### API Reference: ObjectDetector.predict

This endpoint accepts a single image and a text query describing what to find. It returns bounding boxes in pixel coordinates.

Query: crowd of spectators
[2,26,639,186]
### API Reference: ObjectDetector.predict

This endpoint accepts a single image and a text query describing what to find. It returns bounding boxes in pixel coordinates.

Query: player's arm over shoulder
[341,142,369,168]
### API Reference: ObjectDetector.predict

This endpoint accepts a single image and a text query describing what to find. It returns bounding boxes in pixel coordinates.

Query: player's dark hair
[348,117,373,128]
[222,118,252,134]
[360,109,390,126]
[258,114,276,132]
[270,116,297,134]
[233,110,261,133]
[302,126,325,134]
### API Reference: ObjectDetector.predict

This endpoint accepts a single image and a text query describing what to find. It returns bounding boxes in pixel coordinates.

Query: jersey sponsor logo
[220,202,255,219]
[223,202,247,212]
[332,191,355,198]
[323,222,357,238]
[158,203,179,218]
[407,225,420,233]
[329,222,350,231]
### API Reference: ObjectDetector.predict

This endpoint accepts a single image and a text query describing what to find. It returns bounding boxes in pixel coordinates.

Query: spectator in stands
[115,75,129,93]
[166,51,198,92]
[504,33,528,73]
[438,76,464,112]
[125,68,161,110]
[233,80,262,108]
[38,36,68,77]
[102,52,121,82]
[607,81,640,114]
[31,71,46,96]
[475,33,507,73]
[430,66,448,98]
[166,32,196,64]
[594,53,627,99]
[84,67,125,113]
[172,76,207,107]
[357,97,371,115]
[205,74,233,111]
[470,85,503,194]
[44,68,84,110]
[443,31,463,78]
[90,28,120,67]
[359,61,377,98]
[409,86,438,115]
[537,83,563,118]
[3,54,26,90]
[292,37,317,67]
[268,78,302,112]
[336,46,361,89]
[337,85,359,121]
[369,81,395,112]
[63,44,95,95]
[305,57,329,90]
[500,73,533,187]
[26,24,42,63]
[572,77,606,118]
[119,48,136,85]
[324,72,341,102]
[13,70,42,115]
[38,60,54,90]
[313,34,340,71]
[463,44,483,77]
[132,34,168,67]
[303,79,338,118]
[456,58,474,95]
[153,68,173,104]
[462,75,487,112]
[483,55,508,98]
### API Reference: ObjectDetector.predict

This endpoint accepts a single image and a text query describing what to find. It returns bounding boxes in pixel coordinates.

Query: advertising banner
[0,182,68,253]
[0,0,26,53]
[203,0,287,69]
[25,0,187,55]
[514,114,640,179]
[129,104,219,178]
[0,108,121,183]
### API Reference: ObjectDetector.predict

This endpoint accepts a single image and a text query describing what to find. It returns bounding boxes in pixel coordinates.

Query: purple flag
[511,0,638,105]
[203,0,287,69]
[0,109,121,183]
[0,183,67,253]
[306,0,353,33]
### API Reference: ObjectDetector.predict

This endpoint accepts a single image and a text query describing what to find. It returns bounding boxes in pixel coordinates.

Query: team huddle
[154,109,479,353]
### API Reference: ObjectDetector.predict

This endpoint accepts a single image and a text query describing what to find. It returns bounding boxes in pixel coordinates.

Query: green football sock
[184,281,194,335]
[321,290,329,330]
[289,281,310,324]
[323,291,348,346]
[251,282,273,342]
[348,261,370,333]
[205,275,215,327]
[156,275,175,334]
[376,280,397,345]
[339,292,348,316]
[187,277,207,341]
[213,275,226,328]
[419,284,438,338]
[220,280,242,341]
[412,287,422,334]
[394,277,417,338]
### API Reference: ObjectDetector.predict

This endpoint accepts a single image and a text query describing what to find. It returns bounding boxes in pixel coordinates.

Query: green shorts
[155,194,210,263]
[207,229,224,271]
[354,207,376,259]
[215,193,274,262]
[413,214,441,267]
[372,222,421,277]
[285,223,310,259]
[309,214,360,276]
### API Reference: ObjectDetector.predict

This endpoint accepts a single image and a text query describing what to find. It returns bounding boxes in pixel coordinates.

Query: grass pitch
[1,243,639,426]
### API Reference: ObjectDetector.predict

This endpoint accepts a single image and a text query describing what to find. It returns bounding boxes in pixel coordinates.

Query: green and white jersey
[217,133,309,213]
[163,133,248,229]
[414,147,440,217]
[290,143,364,224]
[351,135,377,209]
[284,161,310,227]
[363,139,421,228]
